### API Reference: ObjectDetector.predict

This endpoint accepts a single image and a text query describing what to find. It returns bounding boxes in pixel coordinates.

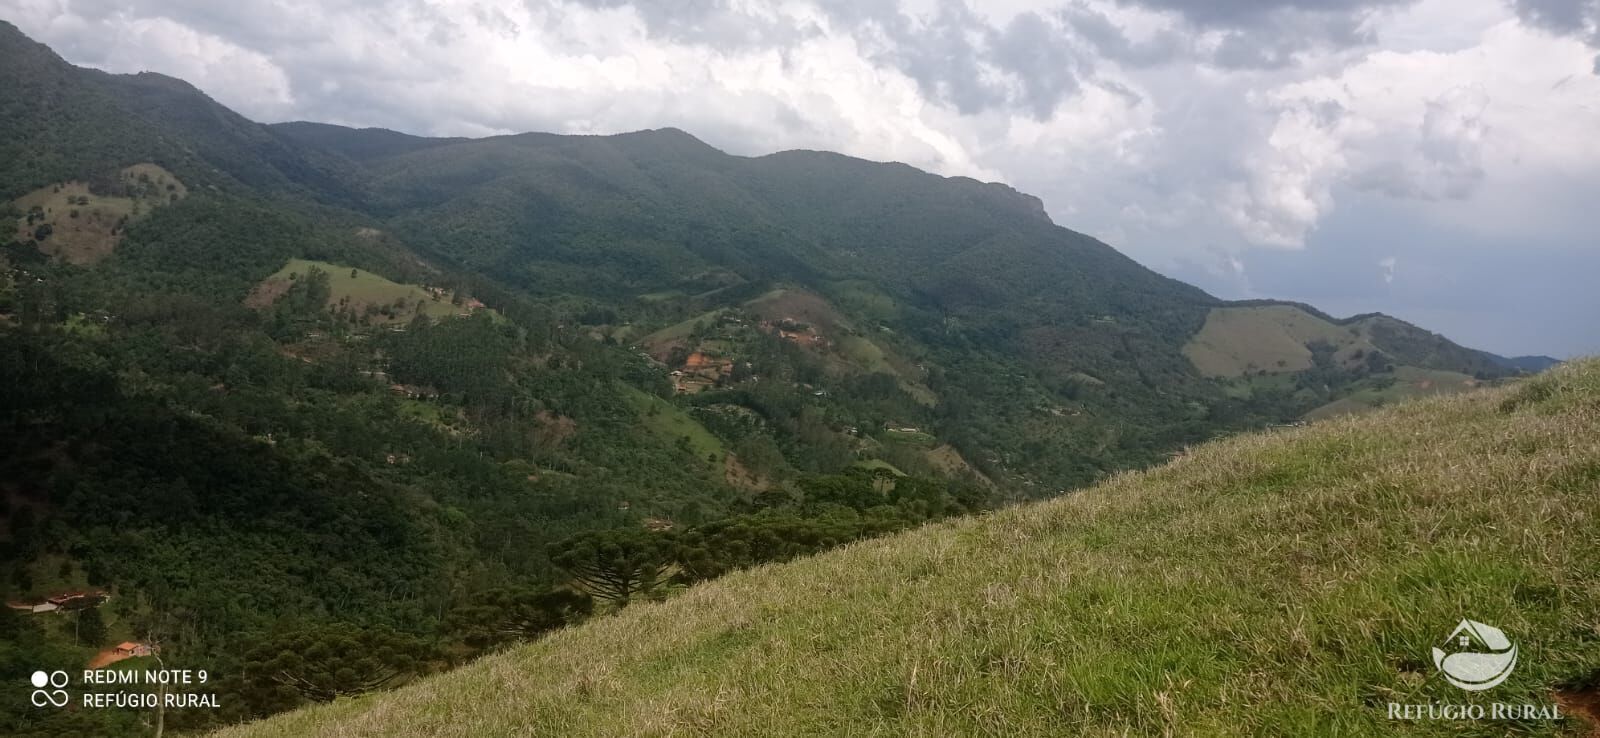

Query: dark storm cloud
[560,0,822,48]
[1510,0,1598,33]
[1059,1,1382,71]
[1092,0,1400,70]
[1211,32,1295,68]
[69,0,354,47]
[878,0,1009,115]
[562,0,1088,119]
[463,0,1403,118]
[1057,4,1189,66]
[864,0,1398,115]
[993,12,1087,118]
[881,4,1090,119]
[1508,0,1600,72]
[1220,12,1383,67]
[553,0,1385,116]
[1115,0,1412,27]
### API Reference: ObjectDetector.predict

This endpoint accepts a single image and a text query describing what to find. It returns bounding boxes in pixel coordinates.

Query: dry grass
[745,287,854,335]
[921,444,990,486]
[219,361,1600,737]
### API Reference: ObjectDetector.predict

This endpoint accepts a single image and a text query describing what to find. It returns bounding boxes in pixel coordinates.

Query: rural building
[389,383,438,399]
[7,589,108,614]
[673,351,734,393]
[47,590,108,609]
[114,642,153,657]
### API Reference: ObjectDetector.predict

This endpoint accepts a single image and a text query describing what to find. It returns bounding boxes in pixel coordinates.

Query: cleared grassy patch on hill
[1304,366,1483,421]
[249,258,475,323]
[620,384,726,463]
[638,307,730,353]
[9,163,185,264]
[220,360,1600,737]
[826,279,900,323]
[747,287,934,402]
[923,443,992,487]
[835,334,937,406]
[1184,304,1373,377]
[745,287,859,336]
[882,427,938,448]
[850,458,906,476]
[641,287,936,403]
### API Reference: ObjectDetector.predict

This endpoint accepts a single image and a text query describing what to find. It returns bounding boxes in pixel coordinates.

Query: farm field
[253,259,478,323]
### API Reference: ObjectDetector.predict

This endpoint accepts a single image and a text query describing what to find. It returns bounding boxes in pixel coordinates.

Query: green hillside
[8,164,185,267]
[1183,304,1529,425]
[1184,304,1374,377]
[1183,304,1510,381]
[221,362,1600,737]
[620,384,726,463]
[267,117,1535,490]
[1304,366,1482,421]
[250,258,479,323]
[0,20,1563,736]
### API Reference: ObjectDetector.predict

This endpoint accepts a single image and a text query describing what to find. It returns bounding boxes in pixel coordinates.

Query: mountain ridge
[0,17,1545,491]
[0,22,1565,735]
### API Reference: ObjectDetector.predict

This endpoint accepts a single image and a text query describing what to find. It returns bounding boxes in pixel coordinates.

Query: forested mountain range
[0,21,1554,735]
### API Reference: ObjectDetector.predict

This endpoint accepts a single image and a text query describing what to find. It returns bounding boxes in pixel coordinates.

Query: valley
[0,19,1569,736]
[220,361,1600,738]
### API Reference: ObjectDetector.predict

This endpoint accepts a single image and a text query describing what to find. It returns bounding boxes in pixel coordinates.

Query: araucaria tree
[548,530,675,606]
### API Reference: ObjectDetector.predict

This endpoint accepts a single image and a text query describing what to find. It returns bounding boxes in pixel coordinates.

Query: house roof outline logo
[1431,619,1518,691]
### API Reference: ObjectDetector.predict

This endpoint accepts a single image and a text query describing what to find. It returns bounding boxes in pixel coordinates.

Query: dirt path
[1557,688,1600,736]
[86,649,131,670]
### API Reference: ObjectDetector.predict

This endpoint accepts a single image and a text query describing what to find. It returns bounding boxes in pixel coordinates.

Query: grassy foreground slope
[222,363,1600,737]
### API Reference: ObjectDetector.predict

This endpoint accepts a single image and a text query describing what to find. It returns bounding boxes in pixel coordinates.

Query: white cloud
[1225,97,1349,247]
[110,17,296,117]
[1240,15,1600,247]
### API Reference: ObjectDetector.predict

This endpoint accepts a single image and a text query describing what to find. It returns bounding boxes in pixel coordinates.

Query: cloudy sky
[5,0,1599,357]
